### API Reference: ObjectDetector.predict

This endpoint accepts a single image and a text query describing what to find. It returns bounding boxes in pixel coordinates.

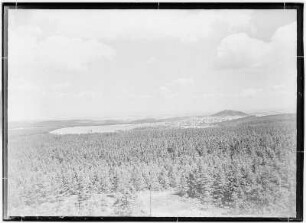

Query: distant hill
[211,110,248,117]
[130,118,158,124]
[218,113,296,127]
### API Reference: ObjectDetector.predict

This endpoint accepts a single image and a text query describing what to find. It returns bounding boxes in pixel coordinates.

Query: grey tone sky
[8,9,297,121]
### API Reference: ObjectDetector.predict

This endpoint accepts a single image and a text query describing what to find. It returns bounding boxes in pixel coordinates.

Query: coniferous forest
[8,114,296,217]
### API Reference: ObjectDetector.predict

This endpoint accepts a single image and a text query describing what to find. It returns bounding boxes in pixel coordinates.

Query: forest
[8,114,297,217]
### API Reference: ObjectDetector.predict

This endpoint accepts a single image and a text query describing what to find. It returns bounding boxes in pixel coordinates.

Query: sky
[8,9,297,121]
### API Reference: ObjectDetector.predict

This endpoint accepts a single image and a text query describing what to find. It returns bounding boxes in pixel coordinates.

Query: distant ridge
[211,110,248,117]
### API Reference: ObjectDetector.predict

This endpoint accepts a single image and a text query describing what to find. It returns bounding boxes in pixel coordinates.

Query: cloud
[53,82,71,90]
[146,57,157,64]
[11,10,252,43]
[37,36,116,72]
[129,94,153,100]
[241,88,263,98]
[159,78,195,99]
[9,26,116,75]
[272,21,296,44]
[7,10,297,120]
[52,90,102,100]
[272,84,287,91]
[215,33,271,69]
[271,84,296,96]
[8,77,41,92]
[270,22,297,67]
[116,92,153,100]
[160,86,178,99]
[77,91,98,99]
[215,22,297,70]
[196,92,224,99]
[195,89,263,100]
[165,78,195,88]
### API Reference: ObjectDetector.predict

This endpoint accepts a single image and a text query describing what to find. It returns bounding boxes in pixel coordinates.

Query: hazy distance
[8,10,297,121]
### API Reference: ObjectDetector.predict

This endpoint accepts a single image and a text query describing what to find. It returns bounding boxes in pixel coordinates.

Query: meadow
[7,114,297,217]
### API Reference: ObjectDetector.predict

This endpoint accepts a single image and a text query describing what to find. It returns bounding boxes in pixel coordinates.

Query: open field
[50,124,150,135]
[49,115,246,135]
[50,122,212,135]
[7,114,297,217]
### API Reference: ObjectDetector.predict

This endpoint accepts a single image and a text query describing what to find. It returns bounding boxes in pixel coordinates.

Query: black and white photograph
[3,3,303,220]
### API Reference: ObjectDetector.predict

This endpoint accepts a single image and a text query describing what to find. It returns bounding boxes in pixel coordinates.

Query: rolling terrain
[7,111,297,217]
[9,110,249,136]
[211,110,248,117]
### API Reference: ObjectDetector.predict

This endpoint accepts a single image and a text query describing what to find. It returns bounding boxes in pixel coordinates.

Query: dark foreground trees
[8,117,296,216]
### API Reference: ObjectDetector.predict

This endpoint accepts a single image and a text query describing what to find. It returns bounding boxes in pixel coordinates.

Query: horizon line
[7,109,296,123]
